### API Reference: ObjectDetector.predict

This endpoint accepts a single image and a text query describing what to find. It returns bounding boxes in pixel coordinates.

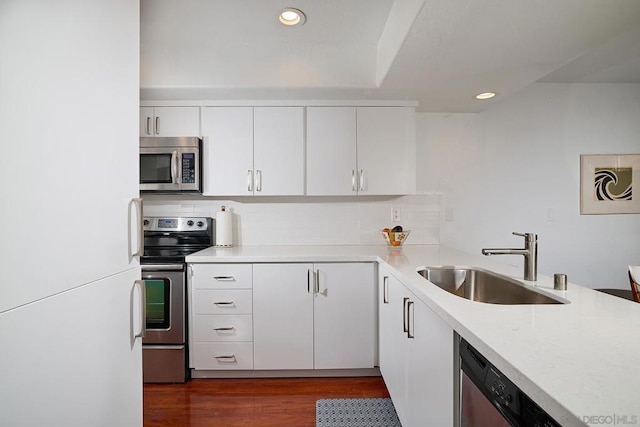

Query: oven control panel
[143,217,210,231]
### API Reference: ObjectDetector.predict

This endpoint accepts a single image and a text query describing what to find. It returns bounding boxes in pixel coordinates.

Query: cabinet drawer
[193,315,253,342]
[191,264,252,289]
[193,289,253,315]
[192,342,254,370]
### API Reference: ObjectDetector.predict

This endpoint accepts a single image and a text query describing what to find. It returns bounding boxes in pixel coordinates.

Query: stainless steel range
[141,216,213,383]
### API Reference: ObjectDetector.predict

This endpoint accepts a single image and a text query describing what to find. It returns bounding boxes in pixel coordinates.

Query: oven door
[141,265,185,344]
[139,147,200,192]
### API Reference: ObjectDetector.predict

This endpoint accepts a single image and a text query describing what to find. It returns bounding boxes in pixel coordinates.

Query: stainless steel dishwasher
[458,337,560,427]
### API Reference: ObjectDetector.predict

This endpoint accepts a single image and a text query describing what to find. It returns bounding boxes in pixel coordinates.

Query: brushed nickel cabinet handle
[407,300,414,339]
[352,170,356,192]
[146,117,151,135]
[133,280,146,339]
[214,355,237,363]
[256,169,262,192]
[213,327,235,332]
[247,170,253,192]
[383,276,389,304]
[131,198,144,258]
[307,269,312,293]
[359,169,364,191]
[403,297,410,333]
[213,276,235,281]
[155,116,159,135]
[213,301,235,307]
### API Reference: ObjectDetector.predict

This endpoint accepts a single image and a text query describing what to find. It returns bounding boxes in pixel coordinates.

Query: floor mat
[316,398,401,427]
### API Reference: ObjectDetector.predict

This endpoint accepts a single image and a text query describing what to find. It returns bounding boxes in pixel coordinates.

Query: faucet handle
[513,232,537,241]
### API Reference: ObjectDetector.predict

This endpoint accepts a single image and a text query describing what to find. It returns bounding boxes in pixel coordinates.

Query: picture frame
[580,154,640,215]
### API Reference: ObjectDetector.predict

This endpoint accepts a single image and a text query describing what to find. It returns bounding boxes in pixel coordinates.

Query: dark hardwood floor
[144,376,390,427]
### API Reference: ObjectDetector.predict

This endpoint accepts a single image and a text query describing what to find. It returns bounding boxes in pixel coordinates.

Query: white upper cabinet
[253,107,304,196]
[201,107,254,196]
[307,106,416,195]
[307,107,358,195]
[201,106,304,196]
[140,106,200,137]
[356,107,416,195]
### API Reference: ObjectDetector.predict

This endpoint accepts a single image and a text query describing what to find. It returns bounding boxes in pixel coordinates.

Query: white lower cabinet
[253,263,375,370]
[379,265,454,426]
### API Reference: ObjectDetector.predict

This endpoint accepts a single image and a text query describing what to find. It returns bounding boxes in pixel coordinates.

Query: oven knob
[187,220,194,226]
[197,221,204,227]
[143,219,149,226]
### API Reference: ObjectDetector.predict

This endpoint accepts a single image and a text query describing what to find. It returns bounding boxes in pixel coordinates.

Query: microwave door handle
[171,151,178,184]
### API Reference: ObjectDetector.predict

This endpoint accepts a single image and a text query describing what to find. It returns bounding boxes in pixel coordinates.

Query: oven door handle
[142,264,185,272]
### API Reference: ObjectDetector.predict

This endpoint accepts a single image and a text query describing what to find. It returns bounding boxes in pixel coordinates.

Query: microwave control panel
[182,153,196,183]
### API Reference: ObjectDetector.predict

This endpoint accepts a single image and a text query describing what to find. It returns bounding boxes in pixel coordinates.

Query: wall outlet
[391,208,401,222]
[445,207,454,222]
[546,208,556,222]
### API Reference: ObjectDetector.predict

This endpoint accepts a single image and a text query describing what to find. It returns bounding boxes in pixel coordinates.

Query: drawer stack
[190,264,253,370]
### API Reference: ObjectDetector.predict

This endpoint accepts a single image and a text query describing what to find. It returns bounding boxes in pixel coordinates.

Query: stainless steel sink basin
[417,266,565,305]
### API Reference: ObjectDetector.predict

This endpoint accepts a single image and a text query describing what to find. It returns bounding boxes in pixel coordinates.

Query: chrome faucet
[482,232,538,281]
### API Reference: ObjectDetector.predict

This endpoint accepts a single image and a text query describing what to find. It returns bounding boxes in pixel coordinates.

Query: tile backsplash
[142,194,441,246]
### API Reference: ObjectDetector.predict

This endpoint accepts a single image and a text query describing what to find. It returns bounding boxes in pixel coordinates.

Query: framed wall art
[580,154,640,215]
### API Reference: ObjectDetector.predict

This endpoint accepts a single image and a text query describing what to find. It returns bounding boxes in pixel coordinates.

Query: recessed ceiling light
[475,92,497,100]
[279,8,306,27]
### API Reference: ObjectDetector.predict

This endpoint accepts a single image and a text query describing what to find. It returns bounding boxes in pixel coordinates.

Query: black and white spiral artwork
[594,167,633,201]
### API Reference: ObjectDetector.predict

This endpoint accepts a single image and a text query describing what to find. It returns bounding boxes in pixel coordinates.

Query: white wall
[143,195,441,246]
[417,83,640,289]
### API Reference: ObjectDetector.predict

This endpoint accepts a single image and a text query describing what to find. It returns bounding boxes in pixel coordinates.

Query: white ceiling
[140,0,640,112]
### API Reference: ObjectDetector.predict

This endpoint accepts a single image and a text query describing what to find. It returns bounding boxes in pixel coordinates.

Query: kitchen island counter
[187,244,640,427]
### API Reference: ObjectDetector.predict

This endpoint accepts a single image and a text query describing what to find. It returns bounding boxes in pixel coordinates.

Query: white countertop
[187,244,640,427]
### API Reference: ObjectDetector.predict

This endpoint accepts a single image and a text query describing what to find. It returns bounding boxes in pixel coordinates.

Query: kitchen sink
[417,266,565,305]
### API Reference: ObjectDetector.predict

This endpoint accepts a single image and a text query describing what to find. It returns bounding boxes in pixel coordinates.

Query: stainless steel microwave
[140,137,202,193]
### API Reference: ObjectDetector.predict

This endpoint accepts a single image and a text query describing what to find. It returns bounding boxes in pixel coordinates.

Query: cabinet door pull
[214,301,235,307]
[133,280,146,339]
[155,116,159,135]
[213,276,235,281]
[213,327,235,332]
[359,169,365,191]
[146,117,151,135]
[403,297,410,333]
[131,198,144,258]
[307,269,312,293]
[247,170,253,192]
[407,300,414,339]
[383,276,389,304]
[352,170,356,192]
[314,269,320,294]
[214,355,237,363]
[256,169,262,192]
